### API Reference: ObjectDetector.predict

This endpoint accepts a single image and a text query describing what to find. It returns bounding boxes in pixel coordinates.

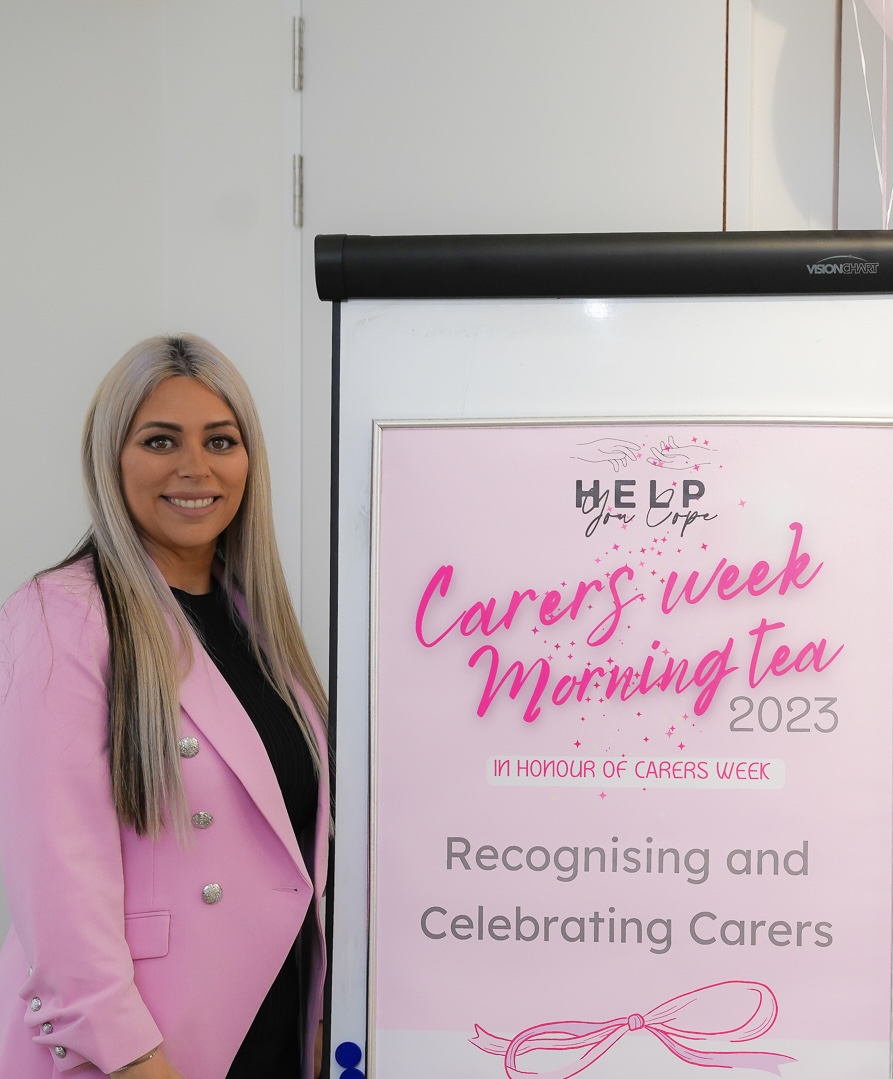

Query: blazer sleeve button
[29,997,41,1011]
[178,737,200,758]
[41,1023,53,1034]
[53,1047,66,1059]
[202,883,223,904]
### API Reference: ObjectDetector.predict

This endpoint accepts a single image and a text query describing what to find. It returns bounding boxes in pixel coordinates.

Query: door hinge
[293,17,304,91]
[293,154,303,228]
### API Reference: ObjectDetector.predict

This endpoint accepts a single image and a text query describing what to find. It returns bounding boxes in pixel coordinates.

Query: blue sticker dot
[340,1069,364,1079]
[335,1041,363,1068]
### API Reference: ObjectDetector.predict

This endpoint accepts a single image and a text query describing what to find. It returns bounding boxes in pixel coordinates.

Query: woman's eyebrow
[133,419,239,434]
[133,420,182,433]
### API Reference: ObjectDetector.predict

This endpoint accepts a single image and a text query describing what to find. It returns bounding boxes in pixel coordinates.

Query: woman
[0,335,328,1078]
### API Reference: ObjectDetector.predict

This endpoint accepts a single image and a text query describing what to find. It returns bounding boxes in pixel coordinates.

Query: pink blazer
[0,560,328,1079]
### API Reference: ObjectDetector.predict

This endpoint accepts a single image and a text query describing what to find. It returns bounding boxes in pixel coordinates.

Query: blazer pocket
[124,910,171,960]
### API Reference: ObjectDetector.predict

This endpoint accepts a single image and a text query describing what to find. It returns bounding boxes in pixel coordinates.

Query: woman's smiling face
[119,376,249,588]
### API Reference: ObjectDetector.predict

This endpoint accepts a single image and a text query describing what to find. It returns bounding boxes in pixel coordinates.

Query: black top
[172,586,318,1079]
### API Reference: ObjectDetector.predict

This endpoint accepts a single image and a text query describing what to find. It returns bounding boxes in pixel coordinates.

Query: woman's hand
[113,1046,186,1079]
[314,1022,324,1078]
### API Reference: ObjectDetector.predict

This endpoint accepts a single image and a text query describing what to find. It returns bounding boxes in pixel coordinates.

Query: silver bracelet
[111,1046,159,1072]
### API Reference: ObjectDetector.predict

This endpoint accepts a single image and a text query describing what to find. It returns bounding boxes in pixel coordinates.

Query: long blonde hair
[59,334,326,837]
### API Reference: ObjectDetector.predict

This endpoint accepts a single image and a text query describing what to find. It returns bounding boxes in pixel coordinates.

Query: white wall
[0,0,304,608]
[0,3,165,599]
[729,0,839,229]
[839,0,893,227]
[0,0,302,937]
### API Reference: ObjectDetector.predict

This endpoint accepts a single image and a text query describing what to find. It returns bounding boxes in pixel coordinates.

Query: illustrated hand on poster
[647,434,717,470]
[571,436,640,471]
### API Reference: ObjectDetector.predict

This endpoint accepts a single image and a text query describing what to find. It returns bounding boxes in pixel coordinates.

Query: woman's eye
[143,435,175,451]
[208,435,238,451]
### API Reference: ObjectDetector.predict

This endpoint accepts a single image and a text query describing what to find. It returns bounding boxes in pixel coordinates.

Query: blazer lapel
[177,636,309,885]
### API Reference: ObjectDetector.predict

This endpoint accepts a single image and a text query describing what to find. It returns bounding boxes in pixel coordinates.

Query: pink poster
[370,422,893,1078]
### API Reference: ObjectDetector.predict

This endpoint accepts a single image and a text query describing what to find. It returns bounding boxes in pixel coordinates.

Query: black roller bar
[315,231,893,300]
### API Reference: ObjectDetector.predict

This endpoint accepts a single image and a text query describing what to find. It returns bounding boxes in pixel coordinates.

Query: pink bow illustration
[470,980,796,1078]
